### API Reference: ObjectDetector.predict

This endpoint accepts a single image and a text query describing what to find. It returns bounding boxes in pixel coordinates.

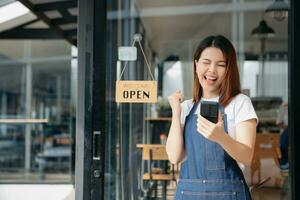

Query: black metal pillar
[75,0,106,199]
[289,0,300,199]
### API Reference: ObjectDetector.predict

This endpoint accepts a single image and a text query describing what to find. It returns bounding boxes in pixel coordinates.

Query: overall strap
[187,101,199,117]
[182,101,199,145]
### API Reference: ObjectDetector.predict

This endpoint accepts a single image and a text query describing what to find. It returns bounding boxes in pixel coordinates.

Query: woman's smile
[203,74,218,85]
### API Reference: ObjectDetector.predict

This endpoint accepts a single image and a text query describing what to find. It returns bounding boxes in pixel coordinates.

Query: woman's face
[195,47,226,98]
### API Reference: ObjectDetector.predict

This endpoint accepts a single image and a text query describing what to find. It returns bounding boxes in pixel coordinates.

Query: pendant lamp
[265,0,289,21]
[251,20,275,39]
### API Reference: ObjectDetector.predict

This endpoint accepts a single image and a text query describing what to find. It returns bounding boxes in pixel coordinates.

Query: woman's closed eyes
[200,60,226,67]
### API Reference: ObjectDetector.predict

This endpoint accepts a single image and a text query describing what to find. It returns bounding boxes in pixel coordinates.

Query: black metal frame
[0,28,62,39]
[75,0,106,199]
[289,0,299,199]
[34,1,77,12]
[0,0,77,45]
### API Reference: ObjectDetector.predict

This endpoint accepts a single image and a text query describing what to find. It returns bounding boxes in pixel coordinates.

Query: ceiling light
[251,20,275,39]
[265,0,289,21]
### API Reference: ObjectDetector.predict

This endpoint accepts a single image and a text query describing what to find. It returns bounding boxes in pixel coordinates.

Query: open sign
[116,81,157,103]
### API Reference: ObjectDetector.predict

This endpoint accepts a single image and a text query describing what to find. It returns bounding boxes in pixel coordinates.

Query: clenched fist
[168,91,184,116]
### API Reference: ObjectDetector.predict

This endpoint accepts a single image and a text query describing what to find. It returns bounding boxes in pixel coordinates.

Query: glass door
[104,0,289,199]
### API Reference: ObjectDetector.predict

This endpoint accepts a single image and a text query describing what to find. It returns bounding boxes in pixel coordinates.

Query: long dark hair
[192,35,241,106]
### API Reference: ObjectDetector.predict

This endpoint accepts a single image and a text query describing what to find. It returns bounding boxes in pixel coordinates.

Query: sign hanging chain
[119,34,155,81]
[137,40,155,81]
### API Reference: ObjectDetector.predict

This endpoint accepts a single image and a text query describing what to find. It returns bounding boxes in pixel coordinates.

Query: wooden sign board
[116,80,157,103]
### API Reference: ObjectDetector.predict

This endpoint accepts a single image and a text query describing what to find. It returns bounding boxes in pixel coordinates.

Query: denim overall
[174,102,251,200]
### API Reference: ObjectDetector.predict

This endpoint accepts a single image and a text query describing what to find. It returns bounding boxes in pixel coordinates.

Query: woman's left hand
[197,112,225,143]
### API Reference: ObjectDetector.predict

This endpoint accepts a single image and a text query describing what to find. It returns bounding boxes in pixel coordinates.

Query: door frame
[75,0,106,199]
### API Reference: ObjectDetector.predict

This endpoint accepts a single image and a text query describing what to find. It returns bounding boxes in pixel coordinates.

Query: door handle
[93,131,101,160]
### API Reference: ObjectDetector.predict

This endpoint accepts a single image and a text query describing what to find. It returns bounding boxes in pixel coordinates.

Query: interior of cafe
[0,0,290,200]
[110,0,289,200]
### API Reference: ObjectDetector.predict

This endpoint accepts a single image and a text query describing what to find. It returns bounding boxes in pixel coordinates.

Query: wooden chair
[136,144,177,181]
[137,144,178,199]
[251,133,280,185]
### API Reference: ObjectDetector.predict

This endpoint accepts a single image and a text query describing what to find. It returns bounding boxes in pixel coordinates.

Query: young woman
[166,35,257,200]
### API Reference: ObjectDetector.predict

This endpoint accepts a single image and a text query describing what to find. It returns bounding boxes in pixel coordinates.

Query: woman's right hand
[166,91,185,164]
[168,91,184,115]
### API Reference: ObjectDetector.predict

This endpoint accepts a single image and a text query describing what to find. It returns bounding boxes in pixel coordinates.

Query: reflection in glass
[0,40,75,183]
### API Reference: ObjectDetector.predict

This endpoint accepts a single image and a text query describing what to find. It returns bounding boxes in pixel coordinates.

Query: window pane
[0,40,75,183]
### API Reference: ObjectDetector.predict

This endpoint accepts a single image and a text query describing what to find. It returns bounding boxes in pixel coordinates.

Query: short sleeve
[180,99,193,126]
[234,95,258,125]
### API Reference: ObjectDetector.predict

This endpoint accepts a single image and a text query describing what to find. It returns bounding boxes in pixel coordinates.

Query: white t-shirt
[180,93,258,139]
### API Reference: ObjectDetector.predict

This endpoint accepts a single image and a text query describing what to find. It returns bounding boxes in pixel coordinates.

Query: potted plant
[156,96,172,117]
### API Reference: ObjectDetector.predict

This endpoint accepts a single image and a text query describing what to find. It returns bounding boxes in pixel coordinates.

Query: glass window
[0,40,75,183]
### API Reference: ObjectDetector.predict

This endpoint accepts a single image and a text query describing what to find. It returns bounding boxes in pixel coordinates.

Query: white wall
[0,184,74,200]
[242,60,288,99]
